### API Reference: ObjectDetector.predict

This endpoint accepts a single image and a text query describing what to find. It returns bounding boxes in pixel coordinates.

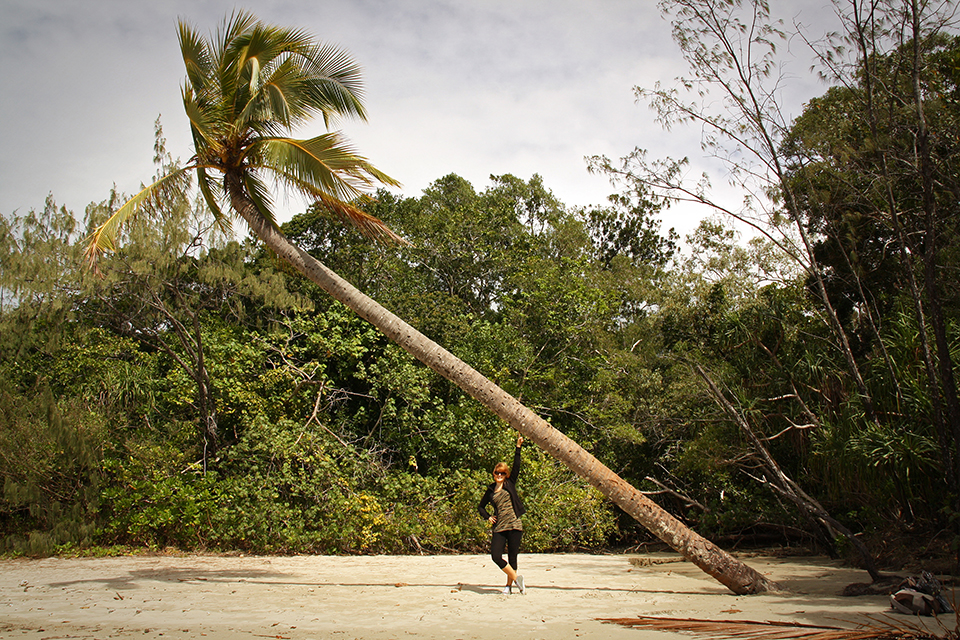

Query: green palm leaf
[195,166,228,233]
[241,172,276,226]
[182,88,220,149]
[258,134,393,200]
[86,10,400,270]
[178,22,212,95]
[84,168,192,269]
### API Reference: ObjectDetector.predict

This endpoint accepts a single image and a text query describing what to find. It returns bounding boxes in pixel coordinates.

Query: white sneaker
[515,575,526,595]
[501,586,512,595]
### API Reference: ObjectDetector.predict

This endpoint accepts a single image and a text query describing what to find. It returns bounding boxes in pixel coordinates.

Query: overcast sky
[1,0,832,239]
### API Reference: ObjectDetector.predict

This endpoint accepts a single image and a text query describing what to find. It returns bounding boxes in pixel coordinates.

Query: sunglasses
[493,472,507,477]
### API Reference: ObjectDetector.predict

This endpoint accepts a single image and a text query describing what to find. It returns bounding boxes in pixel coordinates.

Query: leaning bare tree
[586,0,912,579]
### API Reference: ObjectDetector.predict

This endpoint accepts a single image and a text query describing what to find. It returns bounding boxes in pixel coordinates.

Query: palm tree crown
[87,10,401,264]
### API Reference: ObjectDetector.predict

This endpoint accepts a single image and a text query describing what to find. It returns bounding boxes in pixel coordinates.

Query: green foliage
[204,415,374,553]
[99,459,217,549]
[519,451,617,551]
[0,387,105,555]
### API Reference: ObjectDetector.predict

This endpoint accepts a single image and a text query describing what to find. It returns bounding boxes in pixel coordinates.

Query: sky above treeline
[1,0,832,239]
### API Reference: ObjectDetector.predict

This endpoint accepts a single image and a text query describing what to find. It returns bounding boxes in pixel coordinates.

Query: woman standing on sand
[478,434,527,595]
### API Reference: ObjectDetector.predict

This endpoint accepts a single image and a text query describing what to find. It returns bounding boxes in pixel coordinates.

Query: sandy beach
[0,552,912,639]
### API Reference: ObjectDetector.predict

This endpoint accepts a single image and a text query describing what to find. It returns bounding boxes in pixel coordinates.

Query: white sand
[0,552,902,639]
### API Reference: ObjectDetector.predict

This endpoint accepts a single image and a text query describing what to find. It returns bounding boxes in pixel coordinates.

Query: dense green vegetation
[2,1,958,574]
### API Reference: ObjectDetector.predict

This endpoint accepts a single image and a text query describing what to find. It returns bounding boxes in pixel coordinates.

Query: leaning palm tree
[87,11,779,595]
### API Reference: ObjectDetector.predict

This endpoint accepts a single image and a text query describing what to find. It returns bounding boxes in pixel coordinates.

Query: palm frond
[217,10,259,53]
[196,166,230,235]
[236,58,299,128]
[598,616,900,640]
[216,11,259,120]
[299,43,368,123]
[251,147,405,245]
[261,66,296,124]
[245,55,261,99]
[84,168,192,271]
[313,192,409,246]
[242,172,276,228]
[178,21,213,94]
[270,134,364,199]
[259,133,399,202]
[232,30,367,131]
[182,87,219,149]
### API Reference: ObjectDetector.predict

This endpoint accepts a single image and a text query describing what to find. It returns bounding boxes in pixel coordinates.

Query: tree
[585,0,960,578]
[590,0,887,430]
[81,122,310,468]
[787,16,960,494]
[0,197,84,362]
[86,11,778,594]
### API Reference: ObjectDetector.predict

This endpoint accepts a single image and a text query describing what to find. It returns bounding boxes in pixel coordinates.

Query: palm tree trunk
[227,179,781,595]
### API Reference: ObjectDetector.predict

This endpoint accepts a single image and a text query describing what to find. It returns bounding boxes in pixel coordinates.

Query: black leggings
[490,529,522,570]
